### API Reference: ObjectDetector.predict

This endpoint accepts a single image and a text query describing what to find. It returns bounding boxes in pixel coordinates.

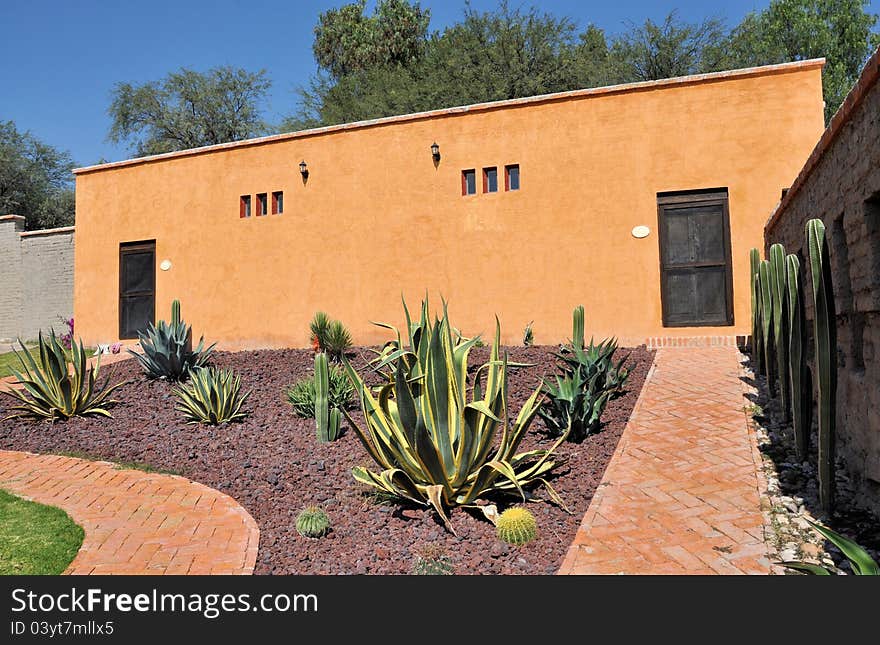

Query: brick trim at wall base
[643,335,748,349]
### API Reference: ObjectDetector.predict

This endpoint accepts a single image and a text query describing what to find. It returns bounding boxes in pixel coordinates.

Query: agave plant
[130,300,215,381]
[781,519,879,575]
[538,369,612,441]
[369,296,478,381]
[1,331,125,421]
[555,336,630,397]
[173,366,250,425]
[342,305,568,532]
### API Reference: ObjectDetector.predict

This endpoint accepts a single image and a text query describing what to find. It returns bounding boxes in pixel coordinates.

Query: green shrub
[309,312,351,361]
[173,366,249,425]
[295,506,331,538]
[538,369,612,441]
[343,300,568,533]
[131,299,215,381]
[555,336,630,396]
[496,507,538,546]
[2,332,125,421]
[286,365,354,418]
[324,320,352,361]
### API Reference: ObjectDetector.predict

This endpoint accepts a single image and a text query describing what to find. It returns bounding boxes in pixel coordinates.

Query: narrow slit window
[483,167,498,193]
[256,193,268,216]
[240,195,251,218]
[462,169,476,196]
[272,191,284,214]
[505,165,520,191]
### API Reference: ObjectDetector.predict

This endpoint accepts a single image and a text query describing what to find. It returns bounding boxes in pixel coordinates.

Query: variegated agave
[343,303,569,532]
[1,331,125,421]
[173,366,250,425]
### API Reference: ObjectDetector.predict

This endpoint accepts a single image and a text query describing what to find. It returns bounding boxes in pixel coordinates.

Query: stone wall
[0,215,75,343]
[765,48,880,513]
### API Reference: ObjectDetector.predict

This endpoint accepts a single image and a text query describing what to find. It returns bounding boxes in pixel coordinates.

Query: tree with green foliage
[313,0,431,79]
[290,0,879,129]
[288,1,609,129]
[0,121,75,230]
[607,10,730,82]
[108,66,272,156]
[726,0,879,121]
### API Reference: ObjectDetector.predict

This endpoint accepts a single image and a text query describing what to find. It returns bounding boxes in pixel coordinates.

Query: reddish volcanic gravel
[0,344,653,575]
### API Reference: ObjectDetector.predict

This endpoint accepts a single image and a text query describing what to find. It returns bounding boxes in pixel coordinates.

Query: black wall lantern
[299,160,309,178]
[430,142,440,162]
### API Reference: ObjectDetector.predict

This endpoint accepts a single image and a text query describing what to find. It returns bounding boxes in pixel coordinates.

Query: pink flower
[110,342,122,354]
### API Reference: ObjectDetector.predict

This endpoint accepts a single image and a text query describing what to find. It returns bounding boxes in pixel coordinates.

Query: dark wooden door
[119,241,155,339]
[657,191,733,327]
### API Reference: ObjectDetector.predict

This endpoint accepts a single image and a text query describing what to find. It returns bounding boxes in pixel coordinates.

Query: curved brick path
[559,347,774,575]
[0,450,259,575]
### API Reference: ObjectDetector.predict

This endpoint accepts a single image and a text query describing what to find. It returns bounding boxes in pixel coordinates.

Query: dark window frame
[240,195,251,218]
[256,192,268,216]
[483,167,498,193]
[272,191,283,214]
[461,169,477,196]
[118,240,156,340]
[656,189,734,327]
[505,164,520,191]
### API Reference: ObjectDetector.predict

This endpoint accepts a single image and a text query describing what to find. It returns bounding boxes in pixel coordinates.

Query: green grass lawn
[0,344,37,379]
[0,344,97,379]
[0,488,84,575]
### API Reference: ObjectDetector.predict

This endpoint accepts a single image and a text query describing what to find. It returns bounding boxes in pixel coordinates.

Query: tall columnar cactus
[572,305,585,351]
[171,299,181,327]
[758,260,775,395]
[749,248,764,372]
[314,352,341,442]
[769,244,790,423]
[786,254,812,461]
[807,219,837,512]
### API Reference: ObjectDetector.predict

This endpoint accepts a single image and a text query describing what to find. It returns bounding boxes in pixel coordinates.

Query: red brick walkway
[0,450,259,575]
[559,347,774,575]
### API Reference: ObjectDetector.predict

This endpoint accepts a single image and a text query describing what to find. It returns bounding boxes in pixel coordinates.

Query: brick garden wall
[765,47,880,513]
[0,215,75,342]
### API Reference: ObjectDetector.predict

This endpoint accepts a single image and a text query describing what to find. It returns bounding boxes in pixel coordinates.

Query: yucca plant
[342,305,568,532]
[130,299,215,381]
[309,312,352,361]
[286,364,354,418]
[173,366,250,425]
[324,320,352,362]
[309,311,330,353]
[781,519,879,575]
[538,369,612,441]
[1,331,125,421]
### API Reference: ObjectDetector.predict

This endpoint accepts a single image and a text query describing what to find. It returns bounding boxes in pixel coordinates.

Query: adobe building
[73,59,826,350]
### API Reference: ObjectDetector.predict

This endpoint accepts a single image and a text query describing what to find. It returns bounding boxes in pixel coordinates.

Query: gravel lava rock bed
[0,345,653,575]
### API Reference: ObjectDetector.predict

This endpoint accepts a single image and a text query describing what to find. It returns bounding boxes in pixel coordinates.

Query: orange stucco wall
[74,62,825,350]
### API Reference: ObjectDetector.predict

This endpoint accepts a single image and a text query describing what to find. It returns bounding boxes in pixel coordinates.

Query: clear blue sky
[0,0,864,166]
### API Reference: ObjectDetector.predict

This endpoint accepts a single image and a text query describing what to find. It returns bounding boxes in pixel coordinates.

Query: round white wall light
[160,259,172,271]
[631,225,650,239]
